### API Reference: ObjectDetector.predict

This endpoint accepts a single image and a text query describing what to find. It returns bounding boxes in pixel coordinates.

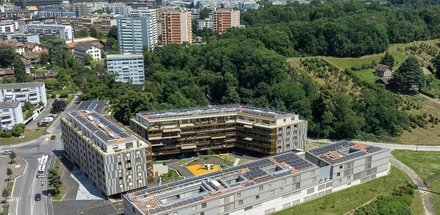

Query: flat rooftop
[0,101,20,109]
[77,100,107,113]
[308,142,386,164]
[106,54,144,60]
[137,105,297,122]
[0,82,44,90]
[125,151,315,214]
[67,110,134,145]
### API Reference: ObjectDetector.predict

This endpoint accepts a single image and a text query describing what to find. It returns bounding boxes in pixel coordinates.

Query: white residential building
[0,82,47,106]
[106,54,145,85]
[0,21,16,33]
[117,8,158,53]
[0,102,23,129]
[197,18,213,30]
[73,43,103,61]
[26,23,73,40]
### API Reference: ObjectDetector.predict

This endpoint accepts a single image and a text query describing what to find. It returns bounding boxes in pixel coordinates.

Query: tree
[13,56,26,83]
[40,53,48,65]
[6,168,12,180]
[9,151,16,161]
[394,56,426,92]
[2,189,9,198]
[432,54,440,79]
[83,54,93,66]
[50,100,67,114]
[380,52,395,68]
[75,29,89,38]
[107,26,118,40]
[0,46,15,67]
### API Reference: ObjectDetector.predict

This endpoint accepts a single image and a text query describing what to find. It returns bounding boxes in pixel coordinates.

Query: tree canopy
[394,56,426,92]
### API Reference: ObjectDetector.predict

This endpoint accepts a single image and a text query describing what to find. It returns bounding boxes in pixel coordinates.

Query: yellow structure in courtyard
[186,164,221,176]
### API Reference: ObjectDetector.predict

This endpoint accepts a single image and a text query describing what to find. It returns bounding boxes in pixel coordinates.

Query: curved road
[7,95,79,215]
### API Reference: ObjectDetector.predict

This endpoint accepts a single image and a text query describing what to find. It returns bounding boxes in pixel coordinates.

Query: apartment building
[61,110,153,196]
[0,33,40,44]
[0,102,23,129]
[197,18,213,30]
[213,9,240,34]
[21,0,60,7]
[58,16,117,33]
[73,42,103,61]
[305,141,390,192]
[130,105,308,158]
[26,23,73,40]
[123,142,390,215]
[0,82,47,106]
[106,54,145,84]
[159,9,192,45]
[117,8,158,53]
[0,21,15,33]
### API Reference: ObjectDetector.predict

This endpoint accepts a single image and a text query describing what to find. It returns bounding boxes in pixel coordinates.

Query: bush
[59,93,68,98]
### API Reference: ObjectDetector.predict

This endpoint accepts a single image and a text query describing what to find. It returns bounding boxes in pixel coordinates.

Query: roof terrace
[308,142,386,165]
[125,151,315,215]
[137,105,296,122]
[67,110,133,145]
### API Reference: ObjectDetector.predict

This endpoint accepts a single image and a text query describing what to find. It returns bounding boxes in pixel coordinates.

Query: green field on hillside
[392,150,440,214]
[275,167,422,215]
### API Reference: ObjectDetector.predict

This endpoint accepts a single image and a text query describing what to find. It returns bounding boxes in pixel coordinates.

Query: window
[259,186,263,191]
[237,193,241,198]
[336,173,341,177]
[239,200,243,205]
[256,195,260,200]
[312,177,316,182]
[339,165,343,169]
[307,188,314,194]
[192,206,197,211]
[202,203,207,208]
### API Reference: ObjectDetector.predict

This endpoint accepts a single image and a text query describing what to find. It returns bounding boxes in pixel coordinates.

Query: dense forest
[39,0,440,140]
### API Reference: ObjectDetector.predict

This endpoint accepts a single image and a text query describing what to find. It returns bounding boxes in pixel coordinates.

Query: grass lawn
[0,128,45,145]
[352,69,380,83]
[395,99,440,145]
[392,150,440,214]
[422,79,440,98]
[160,169,182,184]
[323,54,383,69]
[275,167,422,215]
[6,181,13,196]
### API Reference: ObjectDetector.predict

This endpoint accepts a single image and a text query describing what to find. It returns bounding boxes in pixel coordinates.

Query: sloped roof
[375,64,391,73]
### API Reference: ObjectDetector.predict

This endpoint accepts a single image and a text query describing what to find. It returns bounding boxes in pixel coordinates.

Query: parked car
[2,150,13,155]
[35,193,41,201]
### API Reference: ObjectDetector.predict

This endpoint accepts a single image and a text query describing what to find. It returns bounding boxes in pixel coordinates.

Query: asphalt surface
[8,95,80,215]
[27,99,55,129]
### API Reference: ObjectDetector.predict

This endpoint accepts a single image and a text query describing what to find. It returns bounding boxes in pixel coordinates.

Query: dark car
[35,193,41,201]
[51,135,56,140]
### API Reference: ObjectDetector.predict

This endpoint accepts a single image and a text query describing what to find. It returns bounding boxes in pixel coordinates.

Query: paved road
[309,138,440,151]
[9,95,80,215]
[390,157,435,215]
[27,99,55,129]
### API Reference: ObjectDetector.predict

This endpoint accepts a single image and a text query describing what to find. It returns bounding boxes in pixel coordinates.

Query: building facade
[0,102,23,129]
[117,8,157,54]
[130,105,308,158]
[73,43,103,61]
[106,54,145,84]
[26,23,73,40]
[159,9,192,45]
[123,142,390,215]
[58,16,117,33]
[0,33,40,44]
[21,0,60,7]
[197,18,213,30]
[61,110,153,196]
[0,21,15,33]
[0,82,47,105]
[213,9,240,34]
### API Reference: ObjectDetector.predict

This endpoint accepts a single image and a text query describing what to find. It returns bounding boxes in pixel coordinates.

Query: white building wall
[106,55,145,85]
[0,104,23,128]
